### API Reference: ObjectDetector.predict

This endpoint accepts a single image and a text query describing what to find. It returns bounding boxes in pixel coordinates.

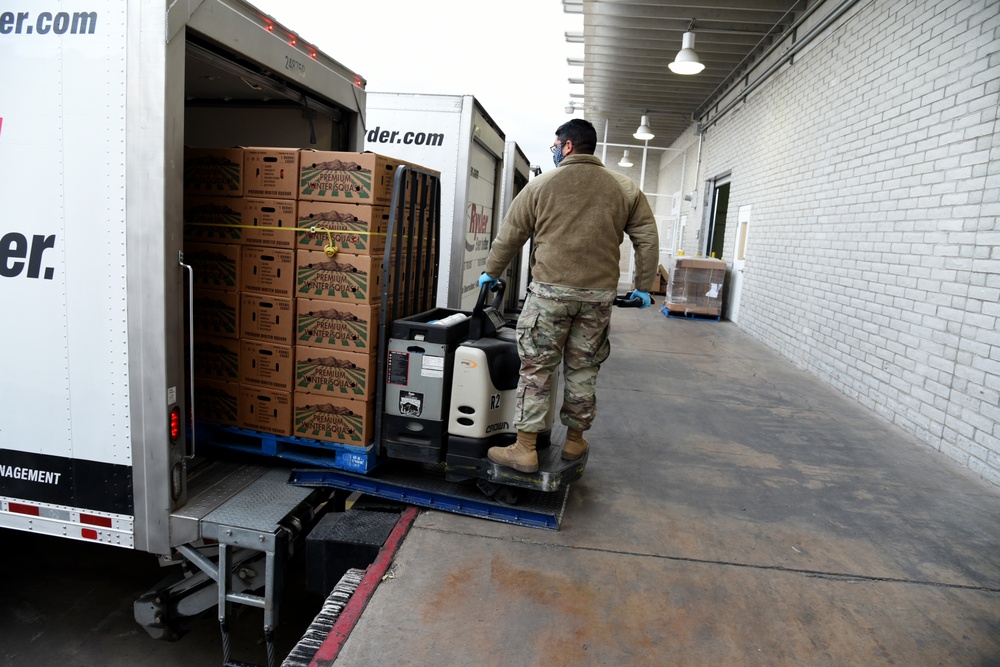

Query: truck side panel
[0,1,135,546]
[364,93,506,310]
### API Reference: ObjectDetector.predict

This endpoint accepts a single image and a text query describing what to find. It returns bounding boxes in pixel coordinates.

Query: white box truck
[498,140,534,309]
[364,93,507,310]
[0,1,367,661]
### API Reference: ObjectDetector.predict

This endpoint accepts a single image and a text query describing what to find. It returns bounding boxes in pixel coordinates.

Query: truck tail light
[170,406,181,442]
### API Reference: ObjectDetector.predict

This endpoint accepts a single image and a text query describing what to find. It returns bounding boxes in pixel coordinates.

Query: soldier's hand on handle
[629,290,652,308]
[478,273,499,289]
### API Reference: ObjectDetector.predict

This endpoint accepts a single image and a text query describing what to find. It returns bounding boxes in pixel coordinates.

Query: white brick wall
[659,0,1000,487]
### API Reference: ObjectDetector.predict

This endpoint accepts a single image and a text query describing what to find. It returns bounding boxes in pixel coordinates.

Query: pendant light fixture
[669,30,705,75]
[633,115,654,141]
[618,150,633,168]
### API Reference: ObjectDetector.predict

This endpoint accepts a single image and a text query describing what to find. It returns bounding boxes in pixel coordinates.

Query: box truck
[498,140,534,310]
[0,0,368,661]
[364,93,508,310]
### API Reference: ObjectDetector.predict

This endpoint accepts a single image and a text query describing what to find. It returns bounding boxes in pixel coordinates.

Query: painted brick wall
[664,0,1000,486]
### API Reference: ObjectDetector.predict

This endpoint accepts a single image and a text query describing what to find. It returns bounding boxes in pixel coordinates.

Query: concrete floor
[334,307,1000,666]
[2,306,999,666]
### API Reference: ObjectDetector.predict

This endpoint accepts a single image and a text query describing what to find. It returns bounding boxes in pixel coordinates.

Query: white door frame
[728,204,752,323]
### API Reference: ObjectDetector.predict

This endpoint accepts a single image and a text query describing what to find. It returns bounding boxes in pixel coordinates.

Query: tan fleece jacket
[484,154,659,292]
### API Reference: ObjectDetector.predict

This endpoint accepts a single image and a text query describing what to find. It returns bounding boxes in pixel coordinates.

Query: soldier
[479,118,659,473]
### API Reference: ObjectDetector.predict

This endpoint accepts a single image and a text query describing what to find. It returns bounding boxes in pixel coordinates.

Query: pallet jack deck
[289,446,582,531]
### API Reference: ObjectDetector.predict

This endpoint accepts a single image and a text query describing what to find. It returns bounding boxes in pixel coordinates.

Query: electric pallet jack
[382,279,585,497]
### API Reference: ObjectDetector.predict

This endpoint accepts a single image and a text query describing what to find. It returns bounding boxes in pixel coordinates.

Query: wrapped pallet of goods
[662,255,726,320]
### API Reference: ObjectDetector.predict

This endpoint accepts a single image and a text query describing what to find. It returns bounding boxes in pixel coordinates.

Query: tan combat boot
[561,427,589,461]
[488,432,539,473]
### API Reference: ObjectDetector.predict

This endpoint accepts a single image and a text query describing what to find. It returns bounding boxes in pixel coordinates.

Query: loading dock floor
[2,305,998,666]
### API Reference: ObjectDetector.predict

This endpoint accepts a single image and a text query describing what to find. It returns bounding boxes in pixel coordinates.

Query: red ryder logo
[468,204,489,238]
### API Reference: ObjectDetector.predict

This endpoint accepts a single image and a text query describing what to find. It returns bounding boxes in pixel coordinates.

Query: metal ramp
[289,458,574,531]
[145,467,332,667]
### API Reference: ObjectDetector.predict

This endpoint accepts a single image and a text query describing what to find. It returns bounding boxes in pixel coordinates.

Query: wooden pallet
[196,422,378,473]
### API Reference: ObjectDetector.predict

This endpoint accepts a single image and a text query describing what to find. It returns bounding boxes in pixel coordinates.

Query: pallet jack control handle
[469,278,507,340]
[474,278,506,315]
[613,291,656,308]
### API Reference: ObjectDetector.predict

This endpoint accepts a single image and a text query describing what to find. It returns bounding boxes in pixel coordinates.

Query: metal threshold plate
[200,468,313,538]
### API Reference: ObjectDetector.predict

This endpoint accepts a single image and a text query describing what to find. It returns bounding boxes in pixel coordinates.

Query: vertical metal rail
[179,251,197,459]
[374,166,442,452]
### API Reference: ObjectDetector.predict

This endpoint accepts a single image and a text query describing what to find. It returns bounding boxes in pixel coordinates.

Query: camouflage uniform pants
[514,285,614,433]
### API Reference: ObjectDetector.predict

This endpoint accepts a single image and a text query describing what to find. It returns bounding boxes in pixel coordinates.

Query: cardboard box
[240,340,294,392]
[241,293,295,345]
[184,147,244,197]
[296,201,389,255]
[243,197,298,249]
[296,250,383,303]
[240,386,293,437]
[650,263,670,295]
[296,298,378,353]
[244,147,299,199]
[293,393,375,447]
[299,151,403,205]
[193,289,240,339]
[673,256,727,271]
[193,335,240,382]
[295,346,377,400]
[185,243,240,291]
[241,246,295,297]
[665,256,726,314]
[183,196,245,244]
[195,379,241,427]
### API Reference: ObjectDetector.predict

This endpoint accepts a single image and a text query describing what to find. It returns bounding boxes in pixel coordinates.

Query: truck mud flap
[288,463,570,530]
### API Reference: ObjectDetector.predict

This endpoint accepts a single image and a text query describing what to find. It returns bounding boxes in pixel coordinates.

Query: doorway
[703,175,730,260]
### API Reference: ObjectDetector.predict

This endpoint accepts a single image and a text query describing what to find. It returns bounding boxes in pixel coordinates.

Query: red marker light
[9,502,39,516]
[170,406,181,442]
[81,514,113,528]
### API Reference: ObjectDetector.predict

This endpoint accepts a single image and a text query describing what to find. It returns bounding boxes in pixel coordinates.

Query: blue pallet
[660,304,721,322]
[196,422,378,473]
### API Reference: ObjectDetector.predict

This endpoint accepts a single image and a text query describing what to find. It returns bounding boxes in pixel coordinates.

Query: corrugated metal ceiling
[564,0,806,150]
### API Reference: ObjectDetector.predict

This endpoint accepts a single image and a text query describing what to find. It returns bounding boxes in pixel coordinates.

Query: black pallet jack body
[382,279,587,494]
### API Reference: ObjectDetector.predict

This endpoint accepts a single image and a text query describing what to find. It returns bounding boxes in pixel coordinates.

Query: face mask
[552,142,566,167]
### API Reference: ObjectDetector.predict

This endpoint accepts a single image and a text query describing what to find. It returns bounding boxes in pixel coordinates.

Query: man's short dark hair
[555,119,597,155]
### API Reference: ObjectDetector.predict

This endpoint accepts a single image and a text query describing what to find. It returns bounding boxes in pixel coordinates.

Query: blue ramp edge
[288,465,568,531]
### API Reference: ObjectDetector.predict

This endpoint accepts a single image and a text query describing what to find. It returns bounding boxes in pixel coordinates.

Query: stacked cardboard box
[185,148,245,429]
[664,256,726,317]
[185,147,437,451]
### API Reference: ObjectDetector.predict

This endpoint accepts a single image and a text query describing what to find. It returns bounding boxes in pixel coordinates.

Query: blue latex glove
[478,273,499,289]
[630,289,652,309]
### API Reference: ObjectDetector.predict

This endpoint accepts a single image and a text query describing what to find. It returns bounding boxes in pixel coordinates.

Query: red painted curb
[309,505,419,666]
